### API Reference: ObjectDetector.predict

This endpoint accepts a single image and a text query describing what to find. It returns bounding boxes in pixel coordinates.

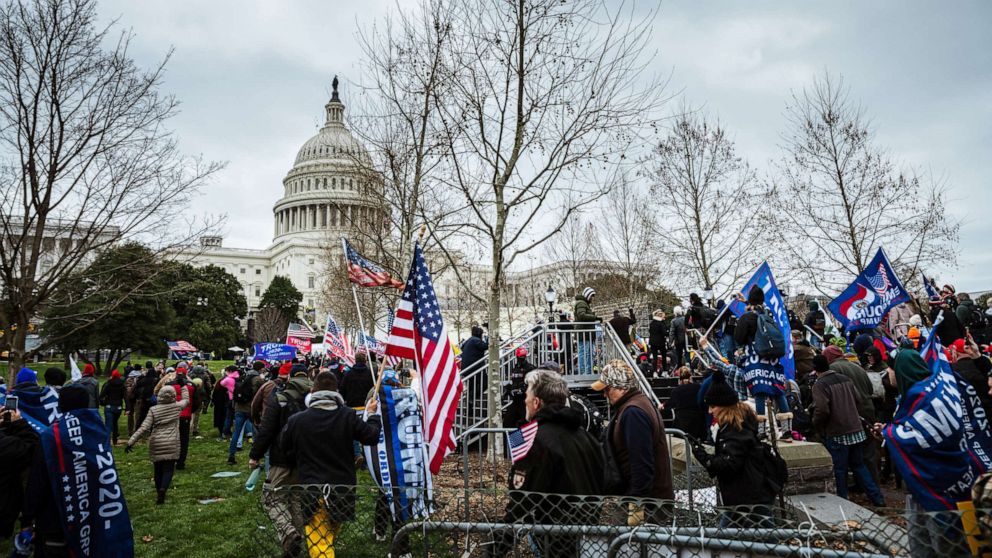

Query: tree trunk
[7,322,28,387]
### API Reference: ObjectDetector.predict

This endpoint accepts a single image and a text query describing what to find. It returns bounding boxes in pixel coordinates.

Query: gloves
[690,444,710,465]
[124,445,133,454]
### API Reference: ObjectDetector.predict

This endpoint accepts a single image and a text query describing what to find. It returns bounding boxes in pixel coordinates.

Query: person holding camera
[0,394,39,541]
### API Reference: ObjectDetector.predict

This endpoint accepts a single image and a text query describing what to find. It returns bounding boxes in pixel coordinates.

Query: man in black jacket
[134,363,161,428]
[648,310,668,374]
[281,372,380,549]
[492,369,603,558]
[459,326,489,374]
[340,353,375,409]
[609,308,637,348]
[249,368,313,556]
[0,399,39,542]
[949,335,992,419]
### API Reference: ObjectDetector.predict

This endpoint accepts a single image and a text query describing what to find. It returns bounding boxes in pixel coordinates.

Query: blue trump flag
[39,408,134,557]
[2,385,60,433]
[828,248,910,332]
[728,262,795,380]
[882,330,992,511]
[253,342,297,362]
[364,384,432,521]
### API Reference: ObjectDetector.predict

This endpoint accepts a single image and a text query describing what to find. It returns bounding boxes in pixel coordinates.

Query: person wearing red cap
[501,346,535,428]
[949,333,992,418]
[99,370,126,445]
[165,366,200,469]
[251,362,288,426]
[72,362,100,408]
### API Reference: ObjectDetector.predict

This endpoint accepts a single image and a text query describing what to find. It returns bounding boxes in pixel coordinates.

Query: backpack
[752,441,789,495]
[234,372,259,404]
[969,307,989,330]
[698,307,718,329]
[753,309,786,359]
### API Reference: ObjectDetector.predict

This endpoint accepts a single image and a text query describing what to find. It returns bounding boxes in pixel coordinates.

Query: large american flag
[344,238,404,289]
[508,420,539,463]
[286,322,315,338]
[384,242,462,474]
[166,340,197,353]
[324,314,355,366]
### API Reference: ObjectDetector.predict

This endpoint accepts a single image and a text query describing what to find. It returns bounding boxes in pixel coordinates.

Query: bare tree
[596,174,659,308]
[0,0,222,381]
[541,208,600,299]
[430,0,671,443]
[647,109,766,299]
[253,306,289,344]
[770,72,959,294]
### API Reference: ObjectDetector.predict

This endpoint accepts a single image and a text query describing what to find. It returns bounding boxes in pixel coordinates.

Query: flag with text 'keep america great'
[384,242,462,474]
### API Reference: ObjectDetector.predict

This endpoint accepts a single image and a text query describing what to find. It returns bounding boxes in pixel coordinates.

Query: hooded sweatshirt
[892,349,931,397]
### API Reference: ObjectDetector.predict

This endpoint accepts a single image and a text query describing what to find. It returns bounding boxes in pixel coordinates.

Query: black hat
[747,284,765,306]
[703,370,739,407]
[813,354,830,373]
[58,385,90,412]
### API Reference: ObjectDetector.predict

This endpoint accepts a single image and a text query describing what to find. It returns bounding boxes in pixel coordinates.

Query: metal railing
[455,321,658,442]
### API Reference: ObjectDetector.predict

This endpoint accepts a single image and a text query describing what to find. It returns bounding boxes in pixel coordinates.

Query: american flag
[286,322,315,338]
[384,242,462,474]
[344,238,404,289]
[324,314,355,366]
[166,340,198,353]
[508,420,539,463]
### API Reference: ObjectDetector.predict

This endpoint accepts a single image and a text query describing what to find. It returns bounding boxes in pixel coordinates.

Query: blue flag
[2,385,60,433]
[728,262,795,380]
[252,342,297,362]
[882,332,992,511]
[921,272,942,303]
[364,385,432,521]
[39,408,134,557]
[828,248,910,332]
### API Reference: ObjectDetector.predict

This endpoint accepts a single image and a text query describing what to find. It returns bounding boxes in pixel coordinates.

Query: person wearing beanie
[593,359,673,523]
[99,369,127,445]
[164,366,199,469]
[15,367,37,387]
[72,362,100,408]
[948,333,992,419]
[804,299,827,348]
[729,285,792,440]
[692,368,773,527]
[251,363,290,427]
[822,344,875,423]
[573,286,601,375]
[134,362,162,431]
[670,306,688,368]
[127,386,189,504]
[43,367,67,393]
[811,350,885,507]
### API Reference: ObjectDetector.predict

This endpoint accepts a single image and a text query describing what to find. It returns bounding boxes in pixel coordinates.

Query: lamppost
[703,287,714,307]
[544,285,557,322]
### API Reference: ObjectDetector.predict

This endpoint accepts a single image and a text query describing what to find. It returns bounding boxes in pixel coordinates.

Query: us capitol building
[187,79,635,337]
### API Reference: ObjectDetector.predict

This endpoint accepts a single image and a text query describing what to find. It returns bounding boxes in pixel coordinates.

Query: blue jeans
[719,334,736,359]
[104,405,121,443]
[824,438,884,505]
[577,340,594,374]
[228,411,253,458]
[753,393,789,416]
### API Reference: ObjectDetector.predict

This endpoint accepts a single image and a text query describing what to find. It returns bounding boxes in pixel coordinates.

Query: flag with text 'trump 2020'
[828,248,911,332]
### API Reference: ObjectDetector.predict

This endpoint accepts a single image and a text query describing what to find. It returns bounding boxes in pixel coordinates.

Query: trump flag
[728,262,795,380]
[828,248,910,332]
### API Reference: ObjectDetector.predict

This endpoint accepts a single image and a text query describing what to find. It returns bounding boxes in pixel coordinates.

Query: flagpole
[318,316,329,370]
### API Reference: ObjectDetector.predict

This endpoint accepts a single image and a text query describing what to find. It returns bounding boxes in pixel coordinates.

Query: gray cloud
[98,0,991,290]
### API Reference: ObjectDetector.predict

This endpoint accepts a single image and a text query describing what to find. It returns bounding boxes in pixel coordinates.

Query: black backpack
[698,307,718,329]
[752,441,789,495]
[753,309,786,359]
[233,372,258,404]
[969,307,989,330]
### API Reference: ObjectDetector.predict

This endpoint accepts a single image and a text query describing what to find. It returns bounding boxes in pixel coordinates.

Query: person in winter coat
[666,367,706,441]
[648,310,669,374]
[573,287,600,374]
[822,345,876,422]
[280,372,380,553]
[250,367,313,556]
[670,306,687,368]
[166,366,199,469]
[609,308,637,348]
[252,363,289,426]
[491,369,604,558]
[340,352,375,409]
[126,386,189,504]
[212,369,232,439]
[791,331,816,383]
[949,335,992,419]
[733,286,793,439]
[0,387,40,540]
[886,302,915,339]
[956,292,979,329]
[124,365,143,437]
[804,300,827,348]
[73,363,100,408]
[99,370,126,444]
[594,359,674,525]
[692,369,774,528]
[223,365,261,465]
[810,355,885,507]
[502,347,536,429]
[459,326,489,374]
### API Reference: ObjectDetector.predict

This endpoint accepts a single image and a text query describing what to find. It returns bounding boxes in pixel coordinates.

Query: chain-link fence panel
[252,483,992,557]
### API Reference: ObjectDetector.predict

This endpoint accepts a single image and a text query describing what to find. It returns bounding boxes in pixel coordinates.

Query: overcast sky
[97,0,992,291]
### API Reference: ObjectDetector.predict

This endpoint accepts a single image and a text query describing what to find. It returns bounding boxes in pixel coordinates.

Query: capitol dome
[272,77,383,243]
